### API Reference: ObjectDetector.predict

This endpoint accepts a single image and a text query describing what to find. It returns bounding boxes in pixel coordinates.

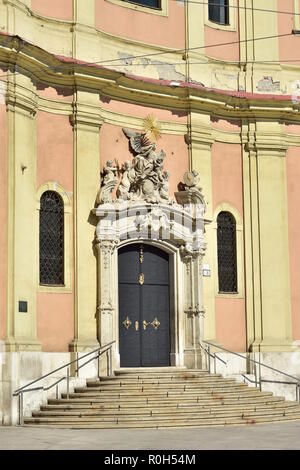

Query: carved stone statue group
[97,128,171,205]
[97,127,203,206]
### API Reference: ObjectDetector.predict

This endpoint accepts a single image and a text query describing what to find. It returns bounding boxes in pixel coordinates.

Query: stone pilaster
[243,121,293,352]
[188,113,216,346]
[69,90,103,352]
[180,246,205,369]
[5,73,40,351]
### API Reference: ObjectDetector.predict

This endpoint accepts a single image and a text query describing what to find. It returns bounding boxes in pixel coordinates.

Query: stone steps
[61,390,274,400]
[32,406,300,418]
[24,368,300,429]
[24,413,300,428]
[40,401,299,414]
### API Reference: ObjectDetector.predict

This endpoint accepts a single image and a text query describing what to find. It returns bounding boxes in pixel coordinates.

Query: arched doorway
[118,243,170,367]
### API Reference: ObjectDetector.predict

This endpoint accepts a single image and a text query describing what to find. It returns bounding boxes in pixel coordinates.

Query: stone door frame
[95,200,207,371]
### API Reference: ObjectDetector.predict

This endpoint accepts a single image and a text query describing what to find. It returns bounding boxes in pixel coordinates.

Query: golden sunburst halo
[143,114,162,142]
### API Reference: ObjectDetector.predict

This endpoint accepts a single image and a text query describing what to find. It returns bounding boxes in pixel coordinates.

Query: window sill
[38,284,72,294]
[205,19,236,32]
[216,291,244,299]
[104,0,168,17]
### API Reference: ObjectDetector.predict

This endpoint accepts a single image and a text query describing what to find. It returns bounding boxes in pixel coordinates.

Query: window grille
[217,211,237,293]
[208,0,229,25]
[39,191,64,285]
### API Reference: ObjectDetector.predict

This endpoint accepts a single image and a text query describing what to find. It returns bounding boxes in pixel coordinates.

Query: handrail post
[67,367,70,399]
[56,385,58,400]
[75,352,79,378]
[213,353,216,374]
[106,350,109,376]
[297,383,300,404]
[208,345,211,373]
[254,362,258,388]
[97,352,100,379]
[19,391,24,426]
[109,346,113,376]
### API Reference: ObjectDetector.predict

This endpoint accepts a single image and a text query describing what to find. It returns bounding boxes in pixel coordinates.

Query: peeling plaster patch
[176,0,185,5]
[257,76,280,92]
[151,60,186,81]
[213,71,238,91]
[0,80,5,104]
[118,52,135,66]
[291,80,300,104]
[141,58,151,68]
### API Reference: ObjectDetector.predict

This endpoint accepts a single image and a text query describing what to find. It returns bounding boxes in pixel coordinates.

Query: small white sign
[202,264,211,277]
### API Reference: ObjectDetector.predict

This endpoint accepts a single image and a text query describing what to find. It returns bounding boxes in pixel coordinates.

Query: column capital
[6,88,38,118]
[187,125,214,149]
[70,103,103,130]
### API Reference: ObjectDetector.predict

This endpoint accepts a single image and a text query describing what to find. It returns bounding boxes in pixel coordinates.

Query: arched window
[217,211,237,293]
[39,191,64,285]
[208,0,229,25]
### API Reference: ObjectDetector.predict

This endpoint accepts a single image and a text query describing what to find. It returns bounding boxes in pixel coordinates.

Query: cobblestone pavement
[0,422,300,450]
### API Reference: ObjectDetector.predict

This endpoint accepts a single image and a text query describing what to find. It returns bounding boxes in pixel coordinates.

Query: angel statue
[122,128,171,203]
[96,159,118,204]
[117,161,134,200]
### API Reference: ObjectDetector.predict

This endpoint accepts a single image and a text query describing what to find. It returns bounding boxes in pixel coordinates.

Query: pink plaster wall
[36,112,73,191]
[211,141,243,216]
[37,294,74,351]
[36,111,74,351]
[37,85,73,102]
[286,146,300,341]
[211,141,246,351]
[204,9,239,62]
[101,97,187,123]
[277,0,300,66]
[95,0,185,49]
[100,123,189,199]
[285,123,300,135]
[0,101,7,340]
[210,116,241,132]
[31,0,73,21]
[215,298,246,351]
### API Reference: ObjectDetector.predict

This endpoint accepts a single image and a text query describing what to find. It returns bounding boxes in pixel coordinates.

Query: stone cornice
[1,33,300,123]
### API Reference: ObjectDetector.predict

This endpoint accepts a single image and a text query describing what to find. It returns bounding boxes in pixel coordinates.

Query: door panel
[141,284,170,367]
[142,245,169,285]
[119,284,141,367]
[118,244,140,284]
[118,243,170,368]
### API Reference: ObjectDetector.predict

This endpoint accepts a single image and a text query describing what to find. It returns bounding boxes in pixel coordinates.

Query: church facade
[0,0,300,424]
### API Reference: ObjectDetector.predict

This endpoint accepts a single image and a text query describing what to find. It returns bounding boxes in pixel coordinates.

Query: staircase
[24,367,300,428]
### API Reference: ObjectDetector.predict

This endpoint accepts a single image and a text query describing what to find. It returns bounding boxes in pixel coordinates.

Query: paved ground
[0,422,300,450]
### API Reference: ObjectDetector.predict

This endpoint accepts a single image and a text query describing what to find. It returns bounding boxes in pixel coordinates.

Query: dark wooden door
[118,243,170,367]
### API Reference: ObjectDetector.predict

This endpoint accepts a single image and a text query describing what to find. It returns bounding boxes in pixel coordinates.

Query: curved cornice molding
[1,32,300,122]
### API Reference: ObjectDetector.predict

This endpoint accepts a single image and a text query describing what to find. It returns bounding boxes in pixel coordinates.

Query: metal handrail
[200,340,300,404]
[13,340,115,425]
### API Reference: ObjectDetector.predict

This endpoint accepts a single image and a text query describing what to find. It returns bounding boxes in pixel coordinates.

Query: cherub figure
[117,161,133,200]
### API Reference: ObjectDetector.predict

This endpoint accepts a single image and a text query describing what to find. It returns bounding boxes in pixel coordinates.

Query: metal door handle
[122,316,132,330]
[135,321,139,331]
[143,320,150,330]
[151,317,160,330]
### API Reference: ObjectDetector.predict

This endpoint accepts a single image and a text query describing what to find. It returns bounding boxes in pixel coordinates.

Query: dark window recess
[208,0,229,25]
[123,0,161,8]
[39,191,64,286]
[217,211,237,293]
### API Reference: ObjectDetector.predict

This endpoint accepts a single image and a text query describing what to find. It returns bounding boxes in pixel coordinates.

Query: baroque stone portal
[94,127,208,370]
